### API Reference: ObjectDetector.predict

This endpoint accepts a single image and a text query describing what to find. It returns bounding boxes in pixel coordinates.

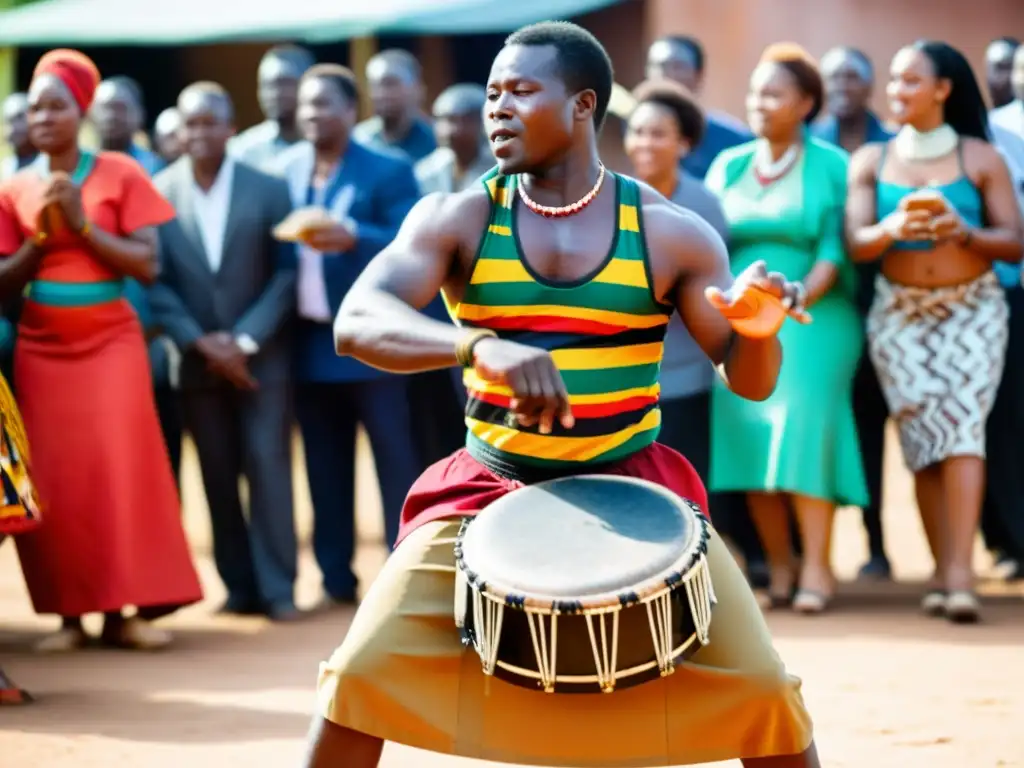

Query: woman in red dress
[0,50,202,652]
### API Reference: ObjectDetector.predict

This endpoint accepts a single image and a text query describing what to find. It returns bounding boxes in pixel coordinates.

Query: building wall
[162,0,1024,170]
[645,0,1024,120]
[573,0,649,173]
[184,43,268,129]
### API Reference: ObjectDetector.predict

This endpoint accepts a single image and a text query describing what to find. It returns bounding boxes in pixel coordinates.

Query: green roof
[0,0,629,45]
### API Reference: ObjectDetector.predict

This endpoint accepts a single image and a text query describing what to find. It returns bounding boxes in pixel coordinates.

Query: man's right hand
[471,337,574,434]
[195,333,258,391]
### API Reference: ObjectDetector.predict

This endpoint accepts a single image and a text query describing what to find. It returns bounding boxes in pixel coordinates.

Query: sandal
[34,626,89,653]
[757,566,797,611]
[792,589,832,615]
[100,616,172,651]
[920,590,947,617]
[944,591,981,624]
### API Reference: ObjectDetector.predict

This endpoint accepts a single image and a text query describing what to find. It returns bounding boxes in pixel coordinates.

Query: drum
[454,475,715,694]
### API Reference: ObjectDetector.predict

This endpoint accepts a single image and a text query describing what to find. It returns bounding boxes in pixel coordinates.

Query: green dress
[704,139,868,506]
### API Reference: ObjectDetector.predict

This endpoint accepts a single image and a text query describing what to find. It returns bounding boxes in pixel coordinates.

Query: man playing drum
[308,21,820,768]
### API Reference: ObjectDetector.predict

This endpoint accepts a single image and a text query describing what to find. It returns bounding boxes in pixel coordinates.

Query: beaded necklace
[517,164,607,218]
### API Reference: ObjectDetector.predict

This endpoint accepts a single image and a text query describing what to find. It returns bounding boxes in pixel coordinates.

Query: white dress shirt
[297,181,356,323]
[188,157,259,353]
[297,184,335,322]
[191,157,235,273]
[990,101,1023,137]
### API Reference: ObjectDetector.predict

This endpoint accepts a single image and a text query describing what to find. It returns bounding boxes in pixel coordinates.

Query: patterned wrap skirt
[867,272,1009,472]
[0,372,40,537]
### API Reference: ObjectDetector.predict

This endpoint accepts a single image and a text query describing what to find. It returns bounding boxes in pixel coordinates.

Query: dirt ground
[1,427,1022,768]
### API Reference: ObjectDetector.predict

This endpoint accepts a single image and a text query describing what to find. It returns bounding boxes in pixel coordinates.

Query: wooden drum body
[454,475,715,694]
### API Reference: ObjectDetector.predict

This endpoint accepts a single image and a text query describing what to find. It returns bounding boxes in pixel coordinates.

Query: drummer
[309,21,819,768]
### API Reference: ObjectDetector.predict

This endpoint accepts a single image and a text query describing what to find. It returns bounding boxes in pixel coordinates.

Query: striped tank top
[447,168,673,471]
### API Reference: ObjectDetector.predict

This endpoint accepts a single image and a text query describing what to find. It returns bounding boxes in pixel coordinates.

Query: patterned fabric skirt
[867,272,1008,472]
[0,372,40,537]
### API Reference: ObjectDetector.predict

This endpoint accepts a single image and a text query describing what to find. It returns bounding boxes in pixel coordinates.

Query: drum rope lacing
[469,552,715,693]
[458,499,717,695]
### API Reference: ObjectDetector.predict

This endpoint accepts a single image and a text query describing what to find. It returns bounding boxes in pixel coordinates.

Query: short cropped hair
[820,46,874,83]
[759,43,825,124]
[433,83,486,117]
[105,75,143,107]
[653,35,705,73]
[263,44,316,72]
[303,63,360,105]
[631,78,706,146]
[990,36,1022,50]
[367,48,422,82]
[505,21,615,129]
[177,81,235,122]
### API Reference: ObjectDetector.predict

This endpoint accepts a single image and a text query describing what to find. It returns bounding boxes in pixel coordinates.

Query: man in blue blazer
[274,64,422,605]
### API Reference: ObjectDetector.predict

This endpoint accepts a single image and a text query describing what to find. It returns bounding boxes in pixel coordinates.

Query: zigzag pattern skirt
[867,272,1008,473]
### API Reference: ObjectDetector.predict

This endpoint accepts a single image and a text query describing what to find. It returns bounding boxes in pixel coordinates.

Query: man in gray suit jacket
[150,83,301,621]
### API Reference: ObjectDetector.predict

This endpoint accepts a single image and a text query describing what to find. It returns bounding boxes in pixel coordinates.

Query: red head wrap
[32,49,101,113]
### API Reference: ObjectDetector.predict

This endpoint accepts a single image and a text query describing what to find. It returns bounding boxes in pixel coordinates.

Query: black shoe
[992,555,1022,582]
[218,596,265,616]
[857,555,892,581]
[265,602,306,623]
[747,560,770,590]
[315,593,358,613]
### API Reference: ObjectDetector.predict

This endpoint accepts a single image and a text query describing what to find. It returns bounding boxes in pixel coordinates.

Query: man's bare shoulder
[412,185,492,237]
[635,181,728,265]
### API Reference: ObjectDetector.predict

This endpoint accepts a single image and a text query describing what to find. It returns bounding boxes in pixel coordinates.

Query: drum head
[459,475,700,604]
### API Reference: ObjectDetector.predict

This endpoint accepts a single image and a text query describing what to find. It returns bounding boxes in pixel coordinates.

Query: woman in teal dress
[705,44,868,613]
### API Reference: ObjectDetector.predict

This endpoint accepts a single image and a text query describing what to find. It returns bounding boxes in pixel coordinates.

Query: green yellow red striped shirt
[445,168,672,469]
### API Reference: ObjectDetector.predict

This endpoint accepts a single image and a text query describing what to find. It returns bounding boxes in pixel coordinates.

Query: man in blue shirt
[92,77,165,175]
[231,45,317,172]
[1,93,37,180]
[813,46,895,581]
[357,57,464,470]
[986,37,1021,110]
[0,93,37,378]
[92,76,181,481]
[645,35,750,180]
[353,49,437,163]
[982,41,1024,581]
